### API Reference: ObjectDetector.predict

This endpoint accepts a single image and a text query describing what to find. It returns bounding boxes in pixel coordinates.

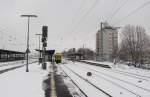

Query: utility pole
[21,15,37,72]
[42,26,48,70]
[36,33,42,64]
[100,22,103,61]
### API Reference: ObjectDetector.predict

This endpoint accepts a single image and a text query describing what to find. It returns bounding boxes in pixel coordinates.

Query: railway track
[114,69,150,80]
[0,65,24,74]
[0,60,25,67]
[80,61,150,81]
[0,60,37,74]
[72,63,150,96]
[60,65,112,97]
[64,64,141,97]
[59,66,88,97]
[93,73,141,97]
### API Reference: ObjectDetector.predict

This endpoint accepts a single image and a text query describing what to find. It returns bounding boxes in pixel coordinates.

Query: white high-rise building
[96,22,118,61]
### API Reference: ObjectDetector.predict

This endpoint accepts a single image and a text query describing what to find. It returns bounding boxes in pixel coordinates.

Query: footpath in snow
[0,62,49,97]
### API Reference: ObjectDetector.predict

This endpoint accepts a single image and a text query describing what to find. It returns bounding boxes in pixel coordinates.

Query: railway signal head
[43,42,47,47]
[42,37,47,42]
[42,26,48,38]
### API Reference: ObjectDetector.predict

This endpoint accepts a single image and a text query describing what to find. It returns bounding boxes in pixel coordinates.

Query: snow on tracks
[0,59,37,74]
[61,61,150,97]
[60,64,111,97]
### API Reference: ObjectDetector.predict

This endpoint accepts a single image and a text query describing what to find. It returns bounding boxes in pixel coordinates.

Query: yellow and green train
[54,53,62,63]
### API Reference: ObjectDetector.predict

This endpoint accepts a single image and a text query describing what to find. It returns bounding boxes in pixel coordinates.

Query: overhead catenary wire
[68,0,100,49]
[66,0,87,44]
[113,0,150,26]
[107,0,129,23]
[105,0,120,22]
[70,0,100,34]
[71,0,87,25]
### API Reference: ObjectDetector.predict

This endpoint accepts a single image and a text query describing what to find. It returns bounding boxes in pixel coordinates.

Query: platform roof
[0,49,25,54]
[35,49,55,55]
[67,52,83,56]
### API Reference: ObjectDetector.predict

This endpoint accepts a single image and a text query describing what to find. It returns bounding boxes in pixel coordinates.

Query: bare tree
[119,25,150,67]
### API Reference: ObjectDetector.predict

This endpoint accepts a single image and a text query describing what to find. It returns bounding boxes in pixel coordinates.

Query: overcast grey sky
[0,0,150,52]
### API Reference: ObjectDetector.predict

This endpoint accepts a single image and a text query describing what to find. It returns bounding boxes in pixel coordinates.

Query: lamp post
[21,15,37,72]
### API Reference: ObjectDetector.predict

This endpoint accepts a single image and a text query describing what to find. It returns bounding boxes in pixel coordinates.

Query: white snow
[0,59,37,71]
[0,62,49,97]
[82,60,114,67]
[1,59,150,97]
[60,65,109,97]
[60,61,150,97]
[83,60,150,79]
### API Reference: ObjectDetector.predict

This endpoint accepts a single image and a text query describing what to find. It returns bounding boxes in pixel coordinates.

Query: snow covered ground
[83,60,150,79]
[1,59,150,97]
[60,61,150,97]
[60,65,109,97]
[82,60,114,67]
[0,59,37,71]
[0,62,49,97]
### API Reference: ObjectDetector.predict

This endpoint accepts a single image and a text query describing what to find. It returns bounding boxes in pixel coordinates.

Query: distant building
[96,22,118,61]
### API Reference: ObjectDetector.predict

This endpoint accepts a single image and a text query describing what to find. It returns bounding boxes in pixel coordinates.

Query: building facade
[96,22,118,61]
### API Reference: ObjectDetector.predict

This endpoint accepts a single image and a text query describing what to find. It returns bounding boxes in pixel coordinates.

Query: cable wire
[105,0,120,22]
[71,0,100,33]
[107,0,129,23]
[113,0,150,25]
[71,0,87,25]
